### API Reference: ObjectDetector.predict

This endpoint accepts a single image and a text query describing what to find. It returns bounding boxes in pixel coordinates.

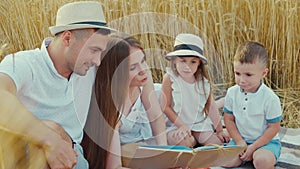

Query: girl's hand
[172,126,195,147]
[216,131,230,143]
[178,125,192,138]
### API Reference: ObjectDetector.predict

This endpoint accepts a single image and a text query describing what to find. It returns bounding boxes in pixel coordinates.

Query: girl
[82,33,167,169]
[161,33,229,148]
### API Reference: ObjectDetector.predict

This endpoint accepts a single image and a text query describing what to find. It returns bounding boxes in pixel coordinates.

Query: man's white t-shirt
[0,38,95,144]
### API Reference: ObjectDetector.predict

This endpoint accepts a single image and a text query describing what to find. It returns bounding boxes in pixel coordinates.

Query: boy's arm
[161,74,186,128]
[0,73,77,168]
[250,96,282,149]
[240,122,280,161]
[249,122,280,150]
[224,112,246,146]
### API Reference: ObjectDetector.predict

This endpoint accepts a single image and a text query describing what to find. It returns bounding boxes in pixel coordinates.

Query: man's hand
[42,121,78,169]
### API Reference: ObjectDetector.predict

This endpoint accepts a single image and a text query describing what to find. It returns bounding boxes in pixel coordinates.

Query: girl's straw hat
[166,33,208,64]
[49,1,115,35]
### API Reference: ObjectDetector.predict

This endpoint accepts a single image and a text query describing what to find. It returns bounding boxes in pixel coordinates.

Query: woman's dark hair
[81,33,143,169]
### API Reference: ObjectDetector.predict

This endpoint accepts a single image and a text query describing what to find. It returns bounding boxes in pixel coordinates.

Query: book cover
[122,143,246,169]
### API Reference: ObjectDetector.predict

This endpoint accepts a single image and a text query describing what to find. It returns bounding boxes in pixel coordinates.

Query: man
[0,1,113,168]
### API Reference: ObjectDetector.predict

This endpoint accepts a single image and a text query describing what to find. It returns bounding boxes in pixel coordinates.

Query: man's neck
[47,40,72,79]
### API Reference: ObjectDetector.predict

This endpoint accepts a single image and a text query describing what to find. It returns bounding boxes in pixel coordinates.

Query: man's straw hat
[49,1,114,35]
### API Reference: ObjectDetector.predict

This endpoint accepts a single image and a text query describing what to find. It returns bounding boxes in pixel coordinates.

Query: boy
[223,41,282,169]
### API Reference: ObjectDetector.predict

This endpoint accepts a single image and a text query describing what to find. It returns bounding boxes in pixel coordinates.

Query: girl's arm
[141,72,167,145]
[106,122,130,169]
[207,96,230,142]
[161,74,186,128]
[207,96,223,133]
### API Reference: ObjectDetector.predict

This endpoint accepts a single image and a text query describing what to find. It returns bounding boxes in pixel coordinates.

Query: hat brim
[49,24,116,35]
[165,50,208,64]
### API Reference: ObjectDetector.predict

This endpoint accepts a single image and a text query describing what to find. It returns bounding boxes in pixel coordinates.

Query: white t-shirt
[224,83,282,142]
[0,38,94,144]
[165,68,213,132]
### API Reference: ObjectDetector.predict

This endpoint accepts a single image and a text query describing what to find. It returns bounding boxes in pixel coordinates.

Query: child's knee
[253,150,276,169]
[178,136,196,148]
[195,131,217,145]
[167,131,196,147]
[221,157,242,168]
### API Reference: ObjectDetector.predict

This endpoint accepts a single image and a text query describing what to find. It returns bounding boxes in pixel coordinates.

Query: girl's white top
[166,68,213,132]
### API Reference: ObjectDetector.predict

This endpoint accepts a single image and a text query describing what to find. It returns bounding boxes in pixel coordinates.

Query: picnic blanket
[211,127,300,169]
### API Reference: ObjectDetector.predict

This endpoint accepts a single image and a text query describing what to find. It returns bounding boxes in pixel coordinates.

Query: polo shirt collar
[239,81,264,96]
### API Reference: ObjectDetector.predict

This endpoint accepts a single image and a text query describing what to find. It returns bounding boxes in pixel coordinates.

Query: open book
[122,143,246,169]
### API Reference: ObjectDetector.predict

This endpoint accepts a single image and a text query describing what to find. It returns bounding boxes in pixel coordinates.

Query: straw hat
[166,33,207,64]
[49,1,115,35]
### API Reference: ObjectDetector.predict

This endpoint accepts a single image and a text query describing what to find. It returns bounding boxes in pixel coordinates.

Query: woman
[82,33,167,169]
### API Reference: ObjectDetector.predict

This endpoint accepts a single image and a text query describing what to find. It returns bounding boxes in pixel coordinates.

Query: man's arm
[0,73,77,169]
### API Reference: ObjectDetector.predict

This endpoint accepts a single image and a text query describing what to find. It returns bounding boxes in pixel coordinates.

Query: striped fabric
[276,127,300,169]
[211,127,300,169]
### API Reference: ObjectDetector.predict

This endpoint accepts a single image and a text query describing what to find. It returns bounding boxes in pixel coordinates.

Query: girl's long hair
[81,33,143,169]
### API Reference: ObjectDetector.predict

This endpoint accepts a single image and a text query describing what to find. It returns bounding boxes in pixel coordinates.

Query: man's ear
[61,30,72,46]
[262,68,269,77]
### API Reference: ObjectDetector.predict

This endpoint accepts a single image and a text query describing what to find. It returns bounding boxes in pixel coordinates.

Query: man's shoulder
[0,48,43,71]
[4,48,42,61]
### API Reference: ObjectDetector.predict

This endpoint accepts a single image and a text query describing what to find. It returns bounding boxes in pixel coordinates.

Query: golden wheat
[0,0,299,168]
[0,0,299,128]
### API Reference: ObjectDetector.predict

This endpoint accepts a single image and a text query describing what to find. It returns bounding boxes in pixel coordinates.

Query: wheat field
[0,0,300,169]
[0,0,299,129]
[0,0,299,168]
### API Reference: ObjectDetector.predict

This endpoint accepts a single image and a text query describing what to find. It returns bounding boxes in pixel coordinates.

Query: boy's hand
[240,144,255,161]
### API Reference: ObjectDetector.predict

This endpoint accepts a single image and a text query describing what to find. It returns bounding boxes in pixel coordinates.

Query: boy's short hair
[234,41,268,67]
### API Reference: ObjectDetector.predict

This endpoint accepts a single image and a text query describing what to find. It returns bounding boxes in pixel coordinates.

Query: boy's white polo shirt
[224,83,282,142]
